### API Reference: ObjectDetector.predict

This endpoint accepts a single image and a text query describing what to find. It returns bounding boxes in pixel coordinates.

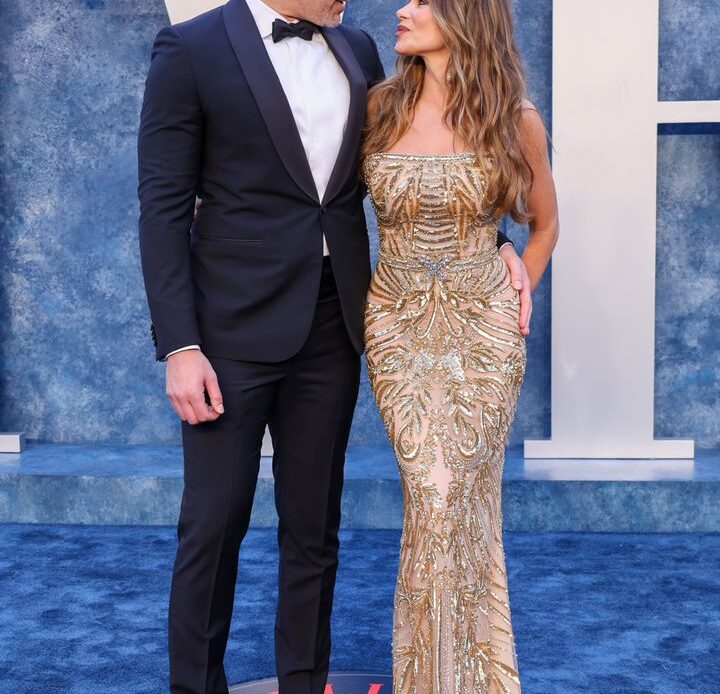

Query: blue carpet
[0,525,718,693]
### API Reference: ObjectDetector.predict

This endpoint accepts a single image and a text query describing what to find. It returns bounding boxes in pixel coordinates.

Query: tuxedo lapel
[223,0,319,202]
[320,26,368,205]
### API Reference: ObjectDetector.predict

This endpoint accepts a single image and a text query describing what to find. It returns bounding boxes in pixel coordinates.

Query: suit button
[320,205,327,213]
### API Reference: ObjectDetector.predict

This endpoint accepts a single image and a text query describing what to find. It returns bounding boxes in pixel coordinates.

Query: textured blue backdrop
[0,0,718,447]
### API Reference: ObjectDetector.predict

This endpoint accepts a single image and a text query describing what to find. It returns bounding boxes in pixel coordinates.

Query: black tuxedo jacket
[138,0,509,362]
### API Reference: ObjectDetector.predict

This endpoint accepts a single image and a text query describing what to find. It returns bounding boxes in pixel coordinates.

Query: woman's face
[395,0,446,56]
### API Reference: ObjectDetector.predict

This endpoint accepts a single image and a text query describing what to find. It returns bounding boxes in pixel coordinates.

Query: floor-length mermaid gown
[363,152,526,694]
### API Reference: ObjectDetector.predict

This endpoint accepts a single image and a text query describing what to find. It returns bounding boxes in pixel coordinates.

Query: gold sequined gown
[363,152,526,694]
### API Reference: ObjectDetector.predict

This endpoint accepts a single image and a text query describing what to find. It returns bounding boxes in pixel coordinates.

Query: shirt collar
[245,0,293,40]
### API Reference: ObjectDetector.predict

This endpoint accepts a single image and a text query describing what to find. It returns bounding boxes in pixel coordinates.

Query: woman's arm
[519,101,559,291]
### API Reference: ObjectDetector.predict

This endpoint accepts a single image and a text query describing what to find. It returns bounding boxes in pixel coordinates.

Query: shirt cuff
[164,345,201,360]
[498,241,514,252]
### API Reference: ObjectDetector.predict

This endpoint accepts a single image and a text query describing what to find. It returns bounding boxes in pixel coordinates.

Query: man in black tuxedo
[138,1,528,692]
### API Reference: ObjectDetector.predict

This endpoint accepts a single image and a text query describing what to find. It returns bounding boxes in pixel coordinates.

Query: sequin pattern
[363,152,526,694]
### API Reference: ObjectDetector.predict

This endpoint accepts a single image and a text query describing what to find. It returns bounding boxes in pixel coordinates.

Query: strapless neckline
[368,151,477,161]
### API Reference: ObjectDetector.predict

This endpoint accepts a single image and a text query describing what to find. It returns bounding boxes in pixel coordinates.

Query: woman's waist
[376,247,498,276]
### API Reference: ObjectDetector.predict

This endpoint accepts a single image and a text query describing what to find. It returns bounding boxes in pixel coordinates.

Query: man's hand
[165,349,224,425]
[499,244,532,336]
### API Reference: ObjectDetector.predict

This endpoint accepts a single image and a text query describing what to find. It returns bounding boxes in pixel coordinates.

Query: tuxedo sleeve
[496,229,513,249]
[138,26,203,361]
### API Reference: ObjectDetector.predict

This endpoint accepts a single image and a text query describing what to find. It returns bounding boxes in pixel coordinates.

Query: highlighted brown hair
[361,0,536,223]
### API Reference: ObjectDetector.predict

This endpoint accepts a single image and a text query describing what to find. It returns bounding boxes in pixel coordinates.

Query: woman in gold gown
[361,1,559,691]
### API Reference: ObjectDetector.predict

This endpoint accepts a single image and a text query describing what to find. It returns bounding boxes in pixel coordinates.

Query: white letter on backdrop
[525,0,720,458]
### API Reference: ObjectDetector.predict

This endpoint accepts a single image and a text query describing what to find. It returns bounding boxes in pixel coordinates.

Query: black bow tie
[271,18,319,43]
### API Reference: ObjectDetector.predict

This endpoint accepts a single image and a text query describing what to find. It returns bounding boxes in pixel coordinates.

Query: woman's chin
[394,42,414,56]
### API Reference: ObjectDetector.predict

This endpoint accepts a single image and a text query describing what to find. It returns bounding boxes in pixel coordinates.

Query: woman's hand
[499,244,532,336]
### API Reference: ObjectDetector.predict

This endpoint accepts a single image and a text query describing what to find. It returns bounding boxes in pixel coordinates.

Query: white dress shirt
[166,0,351,359]
[248,0,351,217]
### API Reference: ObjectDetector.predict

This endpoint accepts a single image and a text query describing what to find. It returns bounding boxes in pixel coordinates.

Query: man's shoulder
[169,4,226,43]
[336,23,377,55]
[335,24,383,81]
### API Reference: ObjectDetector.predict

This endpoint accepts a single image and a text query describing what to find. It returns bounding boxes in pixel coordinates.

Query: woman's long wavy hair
[361,0,534,223]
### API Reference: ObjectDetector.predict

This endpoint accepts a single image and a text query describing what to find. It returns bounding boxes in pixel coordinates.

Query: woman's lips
[396,25,410,37]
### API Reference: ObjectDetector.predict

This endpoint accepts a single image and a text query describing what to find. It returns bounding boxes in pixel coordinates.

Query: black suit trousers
[168,257,361,694]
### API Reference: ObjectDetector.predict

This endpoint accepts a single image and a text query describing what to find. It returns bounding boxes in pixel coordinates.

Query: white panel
[656,100,720,122]
[261,429,273,456]
[0,433,25,454]
[164,0,225,24]
[524,0,708,459]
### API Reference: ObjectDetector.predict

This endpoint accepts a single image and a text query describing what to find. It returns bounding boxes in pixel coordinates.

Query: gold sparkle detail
[363,152,526,694]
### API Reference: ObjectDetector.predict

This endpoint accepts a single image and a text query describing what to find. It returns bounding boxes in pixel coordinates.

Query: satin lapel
[320,26,368,205]
[222,0,319,202]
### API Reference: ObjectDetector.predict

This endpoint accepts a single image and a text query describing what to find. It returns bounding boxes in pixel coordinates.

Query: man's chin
[303,1,344,27]
[321,1,345,26]
[317,13,343,27]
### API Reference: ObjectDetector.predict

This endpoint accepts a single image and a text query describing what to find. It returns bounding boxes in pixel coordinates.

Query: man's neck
[258,0,299,22]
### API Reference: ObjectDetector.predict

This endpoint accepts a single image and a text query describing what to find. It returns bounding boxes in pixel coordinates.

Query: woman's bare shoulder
[518,99,547,143]
[519,98,543,126]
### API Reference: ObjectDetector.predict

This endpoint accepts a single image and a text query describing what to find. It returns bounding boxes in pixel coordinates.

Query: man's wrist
[164,345,201,361]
